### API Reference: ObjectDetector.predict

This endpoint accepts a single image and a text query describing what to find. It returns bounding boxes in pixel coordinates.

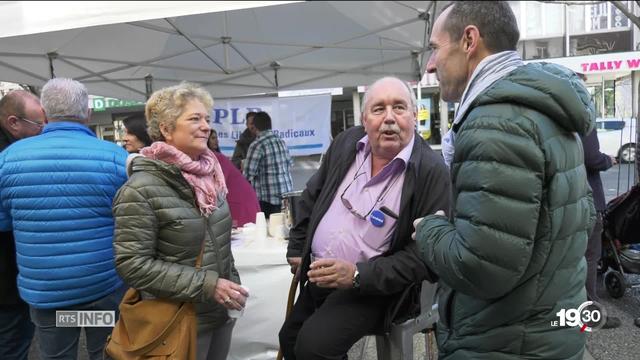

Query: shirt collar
[42,121,96,137]
[257,129,273,139]
[356,133,415,170]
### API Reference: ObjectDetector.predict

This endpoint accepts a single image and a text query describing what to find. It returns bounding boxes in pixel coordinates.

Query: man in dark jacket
[231,111,256,169]
[278,77,451,359]
[582,128,620,328]
[0,90,45,360]
[414,2,595,359]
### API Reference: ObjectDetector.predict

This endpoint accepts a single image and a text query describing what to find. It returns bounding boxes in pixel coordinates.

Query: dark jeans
[279,283,388,360]
[29,286,126,360]
[0,301,34,360]
[585,213,603,302]
[259,201,282,218]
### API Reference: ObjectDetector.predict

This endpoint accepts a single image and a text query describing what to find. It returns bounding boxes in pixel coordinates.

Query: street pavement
[28,162,639,360]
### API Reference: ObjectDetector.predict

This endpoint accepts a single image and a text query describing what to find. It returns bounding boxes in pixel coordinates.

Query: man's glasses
[16,116,44,128]
[340,155,401,220]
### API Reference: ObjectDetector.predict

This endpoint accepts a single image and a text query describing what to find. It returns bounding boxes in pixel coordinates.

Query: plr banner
[211,94,331,157]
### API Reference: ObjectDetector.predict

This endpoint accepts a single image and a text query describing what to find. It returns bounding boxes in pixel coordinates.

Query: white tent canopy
[0,1,297,39]
[0,1,446,101]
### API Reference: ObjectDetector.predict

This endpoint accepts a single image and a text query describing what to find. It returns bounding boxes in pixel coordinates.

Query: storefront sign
[90,96,144,112]
[213,94,331,157]
[527,51,640,74]
[581,58,640,72]
[417,98,431,140]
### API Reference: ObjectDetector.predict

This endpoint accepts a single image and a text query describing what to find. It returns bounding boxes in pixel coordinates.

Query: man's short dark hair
[246,111,257,121]
[443,1,519,53]
[122,113,152,147]
[253,111,272,131]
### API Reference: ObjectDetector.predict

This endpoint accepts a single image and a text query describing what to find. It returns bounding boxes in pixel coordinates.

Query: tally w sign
[211,94,332,157]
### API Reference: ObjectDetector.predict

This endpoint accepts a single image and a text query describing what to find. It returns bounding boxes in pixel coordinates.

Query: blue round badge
[370,209,385,227]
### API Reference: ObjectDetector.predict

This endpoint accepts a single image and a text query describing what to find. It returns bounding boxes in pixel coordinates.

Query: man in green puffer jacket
[414,2,595,359]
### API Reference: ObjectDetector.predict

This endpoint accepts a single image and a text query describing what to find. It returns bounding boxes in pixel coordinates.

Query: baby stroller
[600,183,640,298]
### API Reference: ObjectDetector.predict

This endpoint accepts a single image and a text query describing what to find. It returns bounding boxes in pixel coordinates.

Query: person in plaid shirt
[243,111,293,217]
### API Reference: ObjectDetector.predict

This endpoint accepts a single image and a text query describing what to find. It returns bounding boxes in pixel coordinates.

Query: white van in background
[596,118,637,163]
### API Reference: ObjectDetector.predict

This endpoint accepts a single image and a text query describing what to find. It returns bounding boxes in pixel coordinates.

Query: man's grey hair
[361,77,417,114]
[40,78,89,122]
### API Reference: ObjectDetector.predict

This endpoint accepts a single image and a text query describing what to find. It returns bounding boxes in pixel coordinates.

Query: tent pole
[47,52,58,79]
[145,74,153,100]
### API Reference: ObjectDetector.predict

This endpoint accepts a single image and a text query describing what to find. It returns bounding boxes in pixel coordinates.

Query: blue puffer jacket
[0,121,128,309]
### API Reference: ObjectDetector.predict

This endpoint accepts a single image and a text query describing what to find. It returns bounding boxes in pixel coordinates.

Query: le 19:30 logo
[551,301,607,332]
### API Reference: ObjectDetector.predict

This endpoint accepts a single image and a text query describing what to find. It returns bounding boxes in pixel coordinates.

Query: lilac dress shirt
[311,134,414,264]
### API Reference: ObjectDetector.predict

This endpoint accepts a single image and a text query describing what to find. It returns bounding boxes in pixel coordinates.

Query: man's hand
[609,155,618,166]
[412,210,446,240]
[307,258,356,289]
[287,257,301,276]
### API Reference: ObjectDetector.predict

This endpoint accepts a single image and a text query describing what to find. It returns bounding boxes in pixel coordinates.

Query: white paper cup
[269,212,284,227]
[255,212,267,228]
[227,285,250,318]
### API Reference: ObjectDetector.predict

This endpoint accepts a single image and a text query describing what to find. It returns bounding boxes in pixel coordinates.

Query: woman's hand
[213,278,249,310]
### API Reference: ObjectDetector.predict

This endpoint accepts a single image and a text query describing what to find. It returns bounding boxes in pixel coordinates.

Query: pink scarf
[140,142,227,217]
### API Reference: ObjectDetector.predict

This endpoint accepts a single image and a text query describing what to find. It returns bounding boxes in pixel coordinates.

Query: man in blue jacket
[0,78,128,360]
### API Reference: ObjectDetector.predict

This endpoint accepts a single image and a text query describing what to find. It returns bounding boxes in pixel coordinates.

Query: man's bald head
[0,90,45,140]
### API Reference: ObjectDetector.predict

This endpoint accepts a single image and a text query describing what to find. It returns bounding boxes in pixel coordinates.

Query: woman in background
[113,83,248,360]
[208,129,261,227]
[121,113,152,153]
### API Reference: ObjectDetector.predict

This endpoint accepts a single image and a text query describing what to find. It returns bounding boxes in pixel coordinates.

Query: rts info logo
[551,301,607,332]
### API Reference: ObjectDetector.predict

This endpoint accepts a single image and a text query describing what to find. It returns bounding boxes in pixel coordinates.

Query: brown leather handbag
[105,241,206,360]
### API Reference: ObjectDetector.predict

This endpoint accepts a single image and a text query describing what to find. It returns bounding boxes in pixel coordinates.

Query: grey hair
[40,78,89,121]
[360,77,417,114]
[145,82,213,142]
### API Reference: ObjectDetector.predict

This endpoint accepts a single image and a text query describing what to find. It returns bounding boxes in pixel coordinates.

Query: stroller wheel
[604,271,626,298]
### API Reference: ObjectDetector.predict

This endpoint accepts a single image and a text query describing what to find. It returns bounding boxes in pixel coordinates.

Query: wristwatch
[352,267,361,289]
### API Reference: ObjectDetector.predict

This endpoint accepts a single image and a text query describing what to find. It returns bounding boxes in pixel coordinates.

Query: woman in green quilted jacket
[112,83,248,360]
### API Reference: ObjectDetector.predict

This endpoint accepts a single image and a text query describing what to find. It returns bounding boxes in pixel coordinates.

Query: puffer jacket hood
[475,62,595,136]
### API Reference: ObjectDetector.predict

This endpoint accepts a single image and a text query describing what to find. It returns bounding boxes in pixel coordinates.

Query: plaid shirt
[243,130,293,205]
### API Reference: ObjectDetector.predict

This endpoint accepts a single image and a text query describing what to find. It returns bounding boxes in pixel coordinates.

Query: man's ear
[462,25,481,53]
[6,115,19,129]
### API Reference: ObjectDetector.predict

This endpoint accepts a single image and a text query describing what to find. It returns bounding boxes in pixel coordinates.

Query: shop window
[331,108,353,138]
[519,37,564,60]
[568,1,631,34]
[525,2,543,37]
[590,80,617,118]
[511,2,564,39]
[570,30,632,56]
